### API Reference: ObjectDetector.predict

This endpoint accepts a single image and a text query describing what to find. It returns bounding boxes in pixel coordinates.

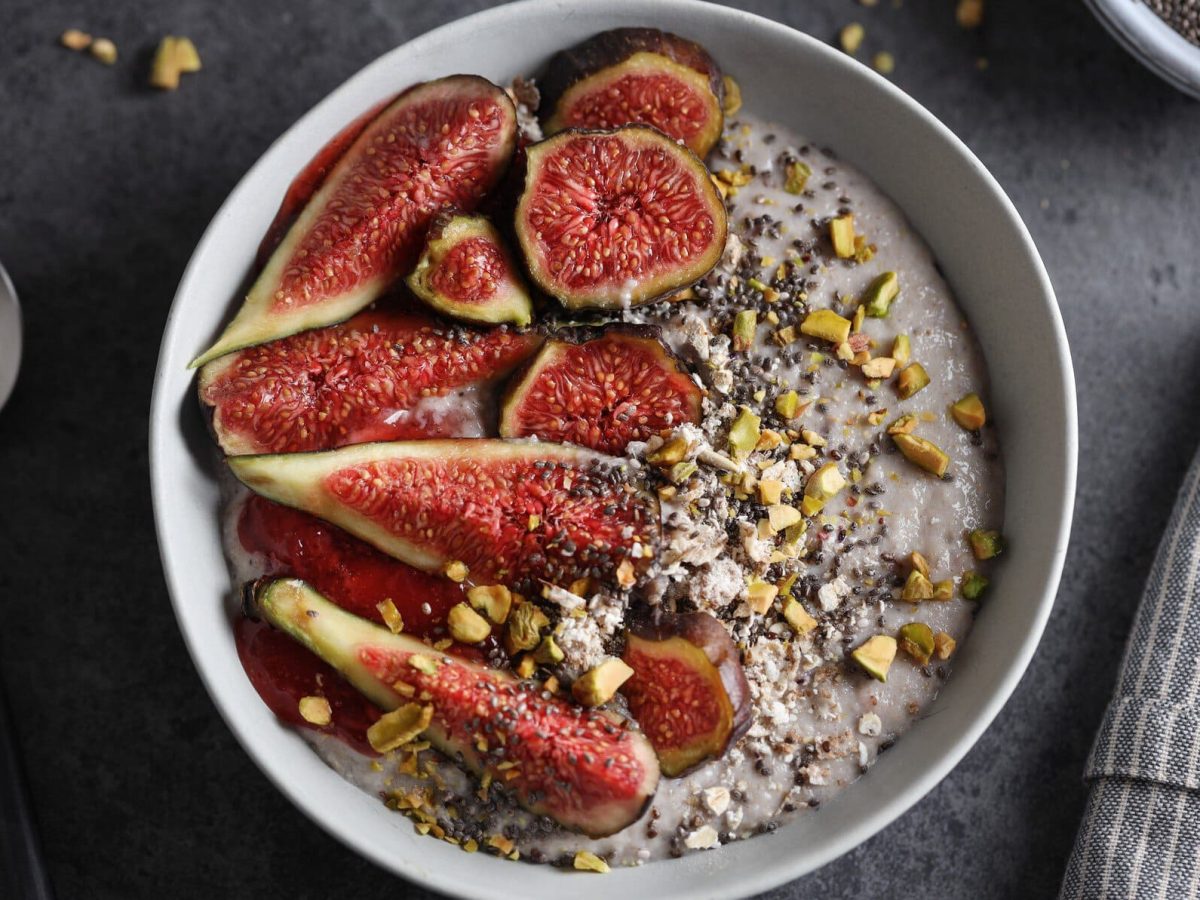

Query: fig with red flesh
[541,28,726,158]
[249,578,659,836]
[255,96,394,270]
[515,125,727,310]
[191,75,518,367]
[198,307,541,455]
[406,211,533,326]
[620,611,752,777]
[499,326,702,454]
[227,440,658,591]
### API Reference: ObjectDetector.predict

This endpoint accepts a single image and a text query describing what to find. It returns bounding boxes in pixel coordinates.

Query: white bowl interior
[150,1,1076,897]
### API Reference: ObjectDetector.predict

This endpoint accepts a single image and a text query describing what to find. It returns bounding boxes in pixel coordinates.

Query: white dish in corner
[149,1,1077,897]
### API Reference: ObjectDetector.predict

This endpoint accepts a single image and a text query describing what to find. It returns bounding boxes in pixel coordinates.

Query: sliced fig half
[199,307,541,455]
[541,28,725,158]
[515,125,727,311]
[249,578,659,836]
[228,440,659,591]
[499,326,702,454]
[621,611,752,777]
[191,75,518,367]
[406,211,533,326]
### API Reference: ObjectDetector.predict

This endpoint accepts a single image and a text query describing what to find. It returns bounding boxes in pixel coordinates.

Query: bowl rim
[149,1,1078,895]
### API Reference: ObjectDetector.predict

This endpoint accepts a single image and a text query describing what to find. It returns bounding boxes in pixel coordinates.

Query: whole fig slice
[191,75,518,367]
[406,211,533,326]
[541,28,725,158]
[249,578,659,836]
[499,325,702,454]
[621,611,752,777]
[199,307,541,455]
[515,125,727,310]
[228,440,659,591]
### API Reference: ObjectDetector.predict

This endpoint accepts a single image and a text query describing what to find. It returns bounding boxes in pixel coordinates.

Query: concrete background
[1,0,1197,897]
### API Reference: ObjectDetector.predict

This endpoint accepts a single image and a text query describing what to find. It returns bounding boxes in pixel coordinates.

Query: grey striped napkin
[1060,451,1200,898]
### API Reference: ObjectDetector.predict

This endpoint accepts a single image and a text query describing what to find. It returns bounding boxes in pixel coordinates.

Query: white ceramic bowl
[1086,0,1200,100]
[149,1,1077,896]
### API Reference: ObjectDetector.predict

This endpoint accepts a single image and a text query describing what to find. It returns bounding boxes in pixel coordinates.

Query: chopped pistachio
[867,408,889,426]
[504,602,549,654]
[298,696,332,726]
[767,504,803,532]
[747,277,769,293]
[616,558,637,588]
[861,356,896,379]
[150,36,185,89]
[755,429,784,451]
[669,460,698,483]
[862,271,900,317]
[442,560,469,582]
[775,324,799,346]
[801,308,852,344]
[732,309,757,352]
[783,597,818,634]
[852,635,897,682]
[408,654,439,675]
[893,433,950,476]
[854,236,876,263]
[647,435,689,467]
[60,29,92,50]
[898,622,935,665]
[89,37,117,65]
[840,22,866,54]
[721,75,742,116]
[746,577,779,613]
[467,584,512,624]
[533,635,565,666]
[790,443,818,461]
[775,389,803,419]
[968,529,1005,560]
[377,598,405,633]
[515,654,537,679]
[829,215,857,259]
[836,340,856,361]
[934,631,958,659]
[851,305,867,336]
[896,362,931,399]
[801,428,827,447]
[784,160,813,194]
[892,334,911,367]
[728,406,762,458]
[572,658,633,707]
[448,603,491,644]
[803,462,846,515]
[758,478,785,505]
[961,570,990,600]
[887,413,918,435]
[573,850,611,874]
[901,569,935,601]
[951,392,987,430]
[367,703,433,753]
[932,579,954,601]
[910,551,931,577]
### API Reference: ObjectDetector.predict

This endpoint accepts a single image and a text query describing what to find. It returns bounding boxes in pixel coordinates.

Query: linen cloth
[1060,451,1200,899]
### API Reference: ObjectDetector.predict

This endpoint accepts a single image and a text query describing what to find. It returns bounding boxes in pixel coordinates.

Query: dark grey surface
[0,1,1197,898]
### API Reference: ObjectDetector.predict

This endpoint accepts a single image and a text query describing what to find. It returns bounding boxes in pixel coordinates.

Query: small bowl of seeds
[1086,0,1200,98]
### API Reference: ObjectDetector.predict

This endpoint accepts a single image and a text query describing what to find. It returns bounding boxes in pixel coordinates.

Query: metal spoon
[0,261,21,411]
[0,263,50,899]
